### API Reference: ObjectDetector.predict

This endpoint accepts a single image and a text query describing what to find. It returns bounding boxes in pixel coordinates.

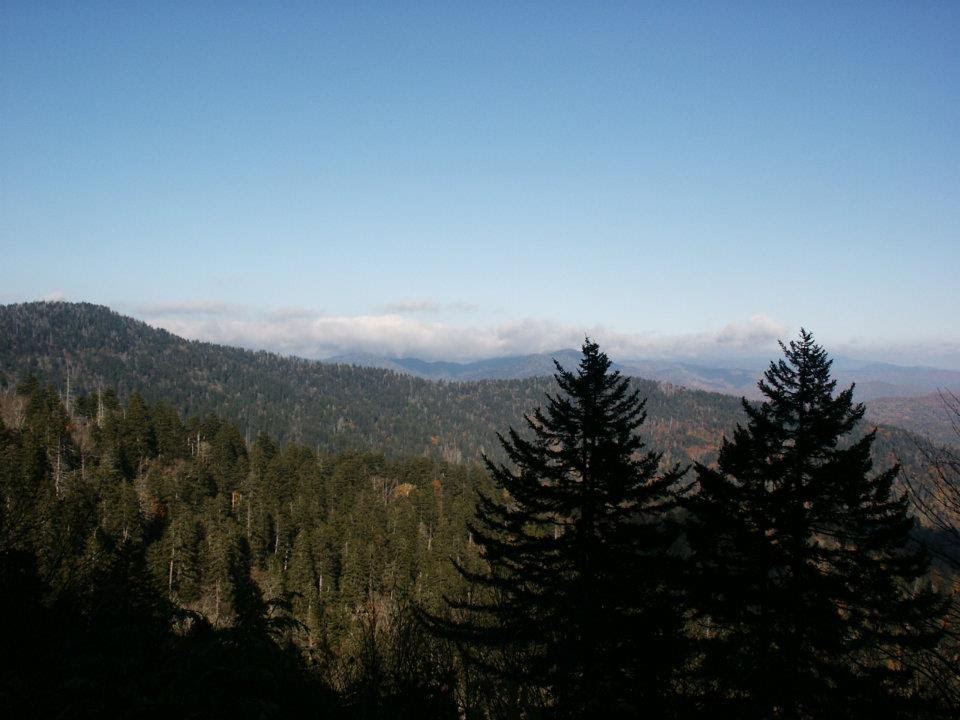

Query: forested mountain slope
[0,302,747,466]
[0,377,480,716]
[1,306,954,716]
[0,301,935,473]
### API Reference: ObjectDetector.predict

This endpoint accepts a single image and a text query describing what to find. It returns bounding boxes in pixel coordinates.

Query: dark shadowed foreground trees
[0,375,466,718]
[429,340,689,718]
[684,330,945,719]
[0,331,955,718]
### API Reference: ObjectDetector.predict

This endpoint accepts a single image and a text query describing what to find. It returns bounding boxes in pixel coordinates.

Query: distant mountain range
[863,393,960,448]
[331,350,960,402]
[328,350,960,447]
[326,350,591,382]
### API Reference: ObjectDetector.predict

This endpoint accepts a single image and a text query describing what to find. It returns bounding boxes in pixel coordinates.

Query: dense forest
[1,306,957,717]
[0,375,487,717]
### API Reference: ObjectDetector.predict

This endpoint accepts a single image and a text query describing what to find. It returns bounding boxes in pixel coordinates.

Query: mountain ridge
[331,349,960,399]
[0,301,951,468]
[0,302,742,465]
[328,346,960,441]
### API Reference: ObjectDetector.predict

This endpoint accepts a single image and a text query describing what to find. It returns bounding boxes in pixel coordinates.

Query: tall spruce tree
[684,329,943,719]
[432,340,688,718]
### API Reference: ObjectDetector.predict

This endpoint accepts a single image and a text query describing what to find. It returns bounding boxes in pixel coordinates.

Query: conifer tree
[684,329,943,719]
[433,340,688,718]
[120,392,156,478]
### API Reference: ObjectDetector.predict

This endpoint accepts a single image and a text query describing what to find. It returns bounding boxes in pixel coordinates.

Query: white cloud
[624,314,788,358]
[529,315,789,362]
[41,290,70,302]
[135,301,791,363]
[716,315,789,349]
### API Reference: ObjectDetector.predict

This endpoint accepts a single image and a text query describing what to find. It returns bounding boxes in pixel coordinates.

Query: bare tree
[902,390,960,715]
[905,390,960,569]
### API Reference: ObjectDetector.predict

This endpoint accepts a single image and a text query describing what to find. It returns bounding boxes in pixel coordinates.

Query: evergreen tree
[433,340,688,718]
[120,391,157,478]
[684,330,943,719]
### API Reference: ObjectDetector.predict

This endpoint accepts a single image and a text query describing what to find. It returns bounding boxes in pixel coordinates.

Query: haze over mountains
[333,349,960,449]
[332,350,960,401]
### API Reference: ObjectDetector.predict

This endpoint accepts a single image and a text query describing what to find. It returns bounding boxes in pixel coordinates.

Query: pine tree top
[741,328,865,454]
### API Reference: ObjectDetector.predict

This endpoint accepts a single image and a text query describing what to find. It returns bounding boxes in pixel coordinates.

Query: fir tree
[432,340,688,718]
[684,329,943,719]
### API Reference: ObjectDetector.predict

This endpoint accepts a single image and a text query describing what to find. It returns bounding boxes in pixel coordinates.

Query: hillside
[0,302,748,466]
[865,393,960,447]
[333,348,960,445]
[0,302,944,474]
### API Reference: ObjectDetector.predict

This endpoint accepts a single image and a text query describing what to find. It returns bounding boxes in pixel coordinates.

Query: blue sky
[2,3,958,364]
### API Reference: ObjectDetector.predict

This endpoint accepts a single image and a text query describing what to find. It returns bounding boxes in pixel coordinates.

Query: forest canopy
[0,313,956,718]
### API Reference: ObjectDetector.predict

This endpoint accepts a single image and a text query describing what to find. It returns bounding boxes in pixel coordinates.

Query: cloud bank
[132,301,789,363]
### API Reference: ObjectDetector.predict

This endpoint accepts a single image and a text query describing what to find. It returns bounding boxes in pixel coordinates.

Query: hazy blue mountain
[331,350,960,402]
[329,349,597,381]
[329,350,960,447]
[830,357,960,399]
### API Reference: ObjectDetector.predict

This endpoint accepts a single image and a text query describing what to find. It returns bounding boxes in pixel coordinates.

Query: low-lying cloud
[135,301,790,363]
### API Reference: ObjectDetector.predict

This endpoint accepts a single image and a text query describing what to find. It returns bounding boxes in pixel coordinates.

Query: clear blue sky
[2,3,958,363]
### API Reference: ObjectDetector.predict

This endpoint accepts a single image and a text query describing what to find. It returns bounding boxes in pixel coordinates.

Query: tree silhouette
[432,339,688,718]
[684,329,944,719]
